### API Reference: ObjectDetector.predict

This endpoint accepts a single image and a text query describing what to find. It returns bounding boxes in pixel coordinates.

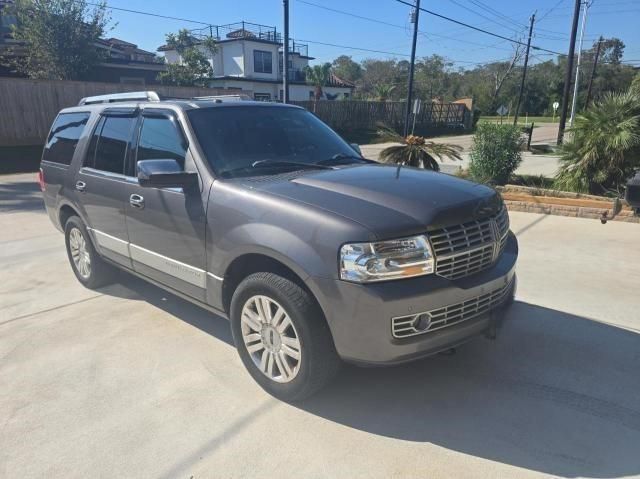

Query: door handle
[129,194,145,209]
[75,181,86,192]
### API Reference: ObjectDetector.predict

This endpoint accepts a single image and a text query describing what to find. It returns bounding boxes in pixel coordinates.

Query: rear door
[75,108,137,268]
[123,109,208,300]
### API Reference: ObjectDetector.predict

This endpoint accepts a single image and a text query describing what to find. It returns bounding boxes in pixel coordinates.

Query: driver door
[123,109,208,301]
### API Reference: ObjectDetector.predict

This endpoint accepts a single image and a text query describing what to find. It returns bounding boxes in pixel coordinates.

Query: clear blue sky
[104,0,640,68]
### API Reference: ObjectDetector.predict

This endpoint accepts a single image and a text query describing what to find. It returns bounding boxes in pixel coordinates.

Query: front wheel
[230,272,340,402]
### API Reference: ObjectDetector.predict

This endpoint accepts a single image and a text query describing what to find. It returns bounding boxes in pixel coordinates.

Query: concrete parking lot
[1,172,640,478]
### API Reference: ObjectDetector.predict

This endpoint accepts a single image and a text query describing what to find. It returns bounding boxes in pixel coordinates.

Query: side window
[92,116,135,174]
[42,112,90,165]
[137,116,186,168]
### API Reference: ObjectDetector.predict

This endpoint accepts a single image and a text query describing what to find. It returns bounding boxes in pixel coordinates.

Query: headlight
[340,235,434,283]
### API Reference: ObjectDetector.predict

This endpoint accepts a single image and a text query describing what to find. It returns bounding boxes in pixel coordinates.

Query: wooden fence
[291,100,470,132]
[0,78,243,146]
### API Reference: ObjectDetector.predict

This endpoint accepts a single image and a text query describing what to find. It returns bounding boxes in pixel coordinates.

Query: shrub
[555,90,640,195]
[469,123,523,185]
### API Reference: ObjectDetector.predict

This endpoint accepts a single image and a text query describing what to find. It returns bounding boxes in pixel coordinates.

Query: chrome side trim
[129,243,206,288]
[88,228,130,257]
[207,272,224,281]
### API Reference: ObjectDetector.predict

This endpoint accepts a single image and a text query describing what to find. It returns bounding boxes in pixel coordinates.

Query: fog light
[413,313,431,331]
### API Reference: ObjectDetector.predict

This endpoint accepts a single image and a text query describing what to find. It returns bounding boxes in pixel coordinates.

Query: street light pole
[403,0,421,137]
[283,0,290,103]
[557,0,582,144]
[513,13,535,126]
[569,0,590,127]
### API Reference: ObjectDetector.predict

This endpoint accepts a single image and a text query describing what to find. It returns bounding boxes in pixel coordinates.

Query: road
[361,123,561,177]
[2,173,640,478]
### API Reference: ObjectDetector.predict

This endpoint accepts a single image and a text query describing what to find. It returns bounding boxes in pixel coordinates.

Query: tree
[304,63,331,103]
[377,127,463,171]
[158,29,217,87]
[373,84,395,101]
[4,0,111,80]
[331,55,362,83]
[555,91,640,194]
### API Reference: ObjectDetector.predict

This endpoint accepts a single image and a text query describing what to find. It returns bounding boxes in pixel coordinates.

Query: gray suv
[40,92,517,401]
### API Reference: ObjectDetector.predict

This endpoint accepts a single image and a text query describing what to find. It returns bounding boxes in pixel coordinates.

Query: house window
[254,50,273,74]
[254,93,271,102]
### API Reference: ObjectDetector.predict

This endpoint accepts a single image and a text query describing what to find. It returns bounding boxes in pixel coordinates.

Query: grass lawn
[479,116,558,124]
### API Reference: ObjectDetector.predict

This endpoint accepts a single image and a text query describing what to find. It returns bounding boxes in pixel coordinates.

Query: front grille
[429,207,509,280]
[391,278,513,339]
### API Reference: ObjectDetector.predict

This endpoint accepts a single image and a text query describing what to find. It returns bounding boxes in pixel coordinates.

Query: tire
[64,216,115,289]
[230,272,341,402]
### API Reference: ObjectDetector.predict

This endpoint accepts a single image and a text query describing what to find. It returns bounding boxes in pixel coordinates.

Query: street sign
[412,99,421,115]
[496,105,508,116]
[552,101,560,122]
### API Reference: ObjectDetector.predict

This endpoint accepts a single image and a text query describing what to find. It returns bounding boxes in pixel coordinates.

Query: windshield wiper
[251,159,334,170]
[316,153,369,166]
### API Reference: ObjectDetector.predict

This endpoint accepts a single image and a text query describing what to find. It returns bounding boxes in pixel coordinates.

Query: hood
[243,164,501,239]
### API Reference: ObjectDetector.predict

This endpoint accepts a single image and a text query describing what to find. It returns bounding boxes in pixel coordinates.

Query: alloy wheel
[69,227,91,279]
[240,295,302,383]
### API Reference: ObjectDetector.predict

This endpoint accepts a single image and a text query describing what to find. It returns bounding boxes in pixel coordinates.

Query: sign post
[496,105,508,124]
[552,101,560,122]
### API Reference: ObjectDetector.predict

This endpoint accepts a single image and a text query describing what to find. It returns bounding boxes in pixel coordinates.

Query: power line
[295,38,410,57]
[85,2,209,25]
[445,0,525,35]
[296,0,516,52]
[393,0,564,56]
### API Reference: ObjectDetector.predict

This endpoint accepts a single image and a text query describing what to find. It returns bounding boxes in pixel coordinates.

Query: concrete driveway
[2,173,640,478]
[361,123,561,177]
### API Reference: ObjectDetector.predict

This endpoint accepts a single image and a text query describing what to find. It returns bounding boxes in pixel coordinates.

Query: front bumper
[311,232,518,365]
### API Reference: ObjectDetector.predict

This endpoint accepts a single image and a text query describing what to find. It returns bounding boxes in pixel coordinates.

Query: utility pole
[584,35,602,109]
[403,0,421,137]
[283,0,290,103]
[569,0,590,126]
[557,0,582,144]
[513,13,535,126]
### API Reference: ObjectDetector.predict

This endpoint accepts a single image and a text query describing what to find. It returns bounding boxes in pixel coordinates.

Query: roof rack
[191,94,252,102]
[78,91,253,106]
[78,91,161,105]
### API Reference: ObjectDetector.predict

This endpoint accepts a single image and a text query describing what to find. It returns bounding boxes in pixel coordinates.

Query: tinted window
[137,117,186,167]
[254,50,272,74]
[187,107,357,178]
[42,112,90,165]
[92,116,134,174]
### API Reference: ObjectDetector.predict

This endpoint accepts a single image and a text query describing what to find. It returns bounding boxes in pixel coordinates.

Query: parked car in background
[39,92,518,401]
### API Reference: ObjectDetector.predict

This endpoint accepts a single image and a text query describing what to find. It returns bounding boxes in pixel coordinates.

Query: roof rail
[191,94,252,102]
[78,91,161,106]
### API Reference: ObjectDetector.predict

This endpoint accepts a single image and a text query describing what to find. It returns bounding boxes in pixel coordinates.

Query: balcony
[190,22,281,44]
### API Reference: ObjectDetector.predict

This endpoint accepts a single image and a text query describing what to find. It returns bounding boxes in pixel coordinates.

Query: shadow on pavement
[100,273,640,478]
[0,180,44,213]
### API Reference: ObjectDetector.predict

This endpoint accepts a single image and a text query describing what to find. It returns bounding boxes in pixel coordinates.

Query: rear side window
[86,115,135,174]
[137,116,186,167]
[42,112,90,165]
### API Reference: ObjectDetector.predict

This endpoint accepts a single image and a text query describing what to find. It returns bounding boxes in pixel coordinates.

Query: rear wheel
[230,272,340,402]
[64,216,114,289]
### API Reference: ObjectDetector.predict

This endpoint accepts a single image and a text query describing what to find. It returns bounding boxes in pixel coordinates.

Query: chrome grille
[429,207,510,280]
[392,278,514,339]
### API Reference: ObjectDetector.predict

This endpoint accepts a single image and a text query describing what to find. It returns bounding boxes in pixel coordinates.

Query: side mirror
[350,143,362,156]
[137,159,198,190]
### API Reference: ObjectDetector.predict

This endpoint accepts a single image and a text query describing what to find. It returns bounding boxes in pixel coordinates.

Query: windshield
[187,106,361,178]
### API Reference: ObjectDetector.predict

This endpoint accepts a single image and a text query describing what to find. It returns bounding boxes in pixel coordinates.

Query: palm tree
[377,126,463,171]
[373,84,395,101]
[304,63,332,104]
[555,90,640,194]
